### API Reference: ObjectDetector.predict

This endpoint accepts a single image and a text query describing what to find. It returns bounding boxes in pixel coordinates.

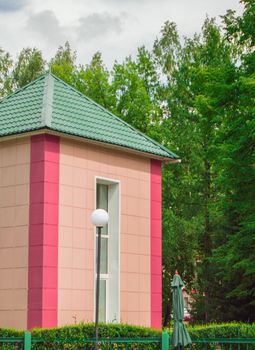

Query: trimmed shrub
[0,322,254,349]
[185,323,255,350]
[0,323,161,350]
[0,327,23,337]
[32,323,161,350]
[187,322,255,339]
[0,328,24,350]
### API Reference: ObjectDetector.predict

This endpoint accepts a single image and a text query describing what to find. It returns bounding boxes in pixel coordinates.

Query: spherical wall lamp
[91,209,109,227]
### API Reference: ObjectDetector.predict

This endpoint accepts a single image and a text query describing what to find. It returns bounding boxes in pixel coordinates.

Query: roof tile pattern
[0,77,45,136]
[0,73,178,160]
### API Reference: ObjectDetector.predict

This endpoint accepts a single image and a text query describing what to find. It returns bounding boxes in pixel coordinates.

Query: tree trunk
[163,301,171,327]
[203,158,212,322]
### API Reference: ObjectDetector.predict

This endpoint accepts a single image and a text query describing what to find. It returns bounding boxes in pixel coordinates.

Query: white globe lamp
[91,209,109,227]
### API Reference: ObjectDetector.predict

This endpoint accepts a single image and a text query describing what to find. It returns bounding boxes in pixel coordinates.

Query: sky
[0,0,243,68]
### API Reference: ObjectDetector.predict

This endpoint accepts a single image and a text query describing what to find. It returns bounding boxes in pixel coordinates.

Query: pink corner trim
[150,159,162,328]
[28,134,59,329]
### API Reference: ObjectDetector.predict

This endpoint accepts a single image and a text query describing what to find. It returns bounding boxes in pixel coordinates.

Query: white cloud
[26,10,66,46]
[0,0,243,68]
[77,12,125,41]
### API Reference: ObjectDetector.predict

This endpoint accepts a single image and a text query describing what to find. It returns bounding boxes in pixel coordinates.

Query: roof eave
[0,128,180,162]
[47,129,179,162]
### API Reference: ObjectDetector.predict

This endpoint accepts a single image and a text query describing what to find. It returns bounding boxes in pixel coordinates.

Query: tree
[209,0,255,321]
[50,42,77,86]
[77,52,114,110]
[154,17,237,323]
[111,48,162,135]
[0,48,13,97]
[13,48,45,89]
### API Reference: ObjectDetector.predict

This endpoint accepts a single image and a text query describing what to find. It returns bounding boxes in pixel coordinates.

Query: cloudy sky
[0,0,243,68]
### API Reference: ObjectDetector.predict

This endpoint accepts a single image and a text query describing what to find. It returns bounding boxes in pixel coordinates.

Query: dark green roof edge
[49,73,179,159]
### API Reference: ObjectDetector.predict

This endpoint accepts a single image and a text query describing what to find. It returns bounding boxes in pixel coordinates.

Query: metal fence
[191,337,255,350]
[0,332,254,350]
[33,337,162,350]
[0,333,164,350]
[0,335,25,350]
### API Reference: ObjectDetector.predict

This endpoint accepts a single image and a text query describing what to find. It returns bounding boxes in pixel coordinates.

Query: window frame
[94,176,121,323]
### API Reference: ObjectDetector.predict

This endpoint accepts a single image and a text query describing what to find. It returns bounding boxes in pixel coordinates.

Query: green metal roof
[0,72,178,160]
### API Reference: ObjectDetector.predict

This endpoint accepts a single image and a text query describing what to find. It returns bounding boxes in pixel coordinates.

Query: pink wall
[150,160,162,328]
[0,138,30,329]
[28,134,59,329]
[0,133,163,330]
[58,139,151,327]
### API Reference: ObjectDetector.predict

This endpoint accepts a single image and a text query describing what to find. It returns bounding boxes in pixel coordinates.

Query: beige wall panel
[0,138,30,329]
[59,139,151,327]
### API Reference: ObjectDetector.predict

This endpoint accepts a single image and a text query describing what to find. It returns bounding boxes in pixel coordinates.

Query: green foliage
[207,0,255,322]
[50,42,78,86]
[188,323,255,339]
[153,21,180,77]
[0,48,13,97]
[1,322,254,350]
[156,16,238,324]
[13,47,45,88]
[187,323,255,350]
[32,324,161,350]
[31,322,161,339]
[0,324,161,350]
[77,52,114,110]
[111,47,162,135]
[0,327,23,337]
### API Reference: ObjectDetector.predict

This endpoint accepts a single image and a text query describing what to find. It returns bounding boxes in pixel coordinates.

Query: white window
[95,178,120,323]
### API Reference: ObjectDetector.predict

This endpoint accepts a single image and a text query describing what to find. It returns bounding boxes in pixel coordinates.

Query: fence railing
[0,332,254,350]
[191,337,255,350]
[0,332,165,350]
[32,336,163,350]
[0,331,31,350]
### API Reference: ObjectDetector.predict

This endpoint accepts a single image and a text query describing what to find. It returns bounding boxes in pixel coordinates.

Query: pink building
[0,73,178,330]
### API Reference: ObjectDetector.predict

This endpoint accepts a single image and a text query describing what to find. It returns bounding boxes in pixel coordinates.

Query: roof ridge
[49,73,179,159]
[41,73,54,127]
[0,72,48,104]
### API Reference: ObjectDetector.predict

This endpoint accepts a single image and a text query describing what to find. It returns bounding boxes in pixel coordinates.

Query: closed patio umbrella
[171,272,192,349]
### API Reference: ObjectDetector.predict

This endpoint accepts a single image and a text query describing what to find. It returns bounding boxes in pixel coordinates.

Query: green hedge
[187,322,255,339]
[0,327,23,338]
[0,322,254,349]
[32,322,161,339]
[0,323,161,350]
[32,323,161,350]
[184,323,255,350]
